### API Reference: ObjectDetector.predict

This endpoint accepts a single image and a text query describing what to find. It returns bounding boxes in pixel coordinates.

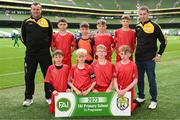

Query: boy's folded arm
[88,81,96,93]
[113,77,119,92]
[68,81,81,94]
[124,78,138,92]
[83,81,96,96]
[106,80,113,92]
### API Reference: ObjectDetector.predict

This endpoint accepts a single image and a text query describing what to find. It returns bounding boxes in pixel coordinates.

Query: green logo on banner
[117,97,129,111]
[57,98,71,112]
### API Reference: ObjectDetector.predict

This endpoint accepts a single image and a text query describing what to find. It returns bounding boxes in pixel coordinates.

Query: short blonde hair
[118,45,131,54]
[121,15,131,20]
[96,44,107,52]
[97,19,106,25]
[76,48,87,57]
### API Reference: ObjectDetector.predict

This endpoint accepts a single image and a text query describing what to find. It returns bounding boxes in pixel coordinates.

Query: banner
[55,92,131,117]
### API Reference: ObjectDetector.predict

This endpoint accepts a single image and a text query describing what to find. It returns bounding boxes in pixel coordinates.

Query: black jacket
[135,20,167,61]
[21,16,53,55]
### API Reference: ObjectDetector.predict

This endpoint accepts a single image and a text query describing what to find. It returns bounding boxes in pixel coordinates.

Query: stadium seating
[14,0,180,9]
[0,13,179,24]
[0,13,12,20]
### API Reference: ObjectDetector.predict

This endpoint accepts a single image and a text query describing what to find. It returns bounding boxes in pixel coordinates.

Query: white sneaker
[148,101,157,109]
[46,99,51,105]
[22,99,33,107]
[136,97,145,103]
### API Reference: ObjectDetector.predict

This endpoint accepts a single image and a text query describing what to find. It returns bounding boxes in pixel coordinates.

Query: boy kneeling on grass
[114,45,139,112]
[91,44,115,93]
[44,50,70,113]
[68,48,96,96]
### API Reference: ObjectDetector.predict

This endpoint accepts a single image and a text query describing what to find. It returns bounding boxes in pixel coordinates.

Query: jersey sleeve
[51,33,56,50]
[110,34,115,49]
[154,24,167,55]
[88,65,96,81]
[131,30,136,53]
[71,34,76,48]
[114,30,118,43]
[20,20,27,46]
[44,66,52,83]
[68,66,75,82]
[90,61,95,69]
[47,19,53,47]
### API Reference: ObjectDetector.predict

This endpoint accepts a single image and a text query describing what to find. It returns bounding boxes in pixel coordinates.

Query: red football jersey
[51,32,76,66]
[68,64,95,91]
[115,61,138,112]
[45,64,70,92]
[92,60,115,91]
[115,61,138,90]
[114,29,136,62]
[93,33,114,61]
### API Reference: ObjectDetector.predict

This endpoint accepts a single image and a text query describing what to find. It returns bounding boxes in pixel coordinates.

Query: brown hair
[97,19,106,25]
[121,15,131,20]
[53,49,63,57]
[58,18,67,23]
[31,2,41,7]
[118,45,131,54]
[138,6,149,13]
[80,22,89,28]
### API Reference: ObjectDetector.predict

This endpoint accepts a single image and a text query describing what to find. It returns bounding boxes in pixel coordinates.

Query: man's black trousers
[24,54,52,100]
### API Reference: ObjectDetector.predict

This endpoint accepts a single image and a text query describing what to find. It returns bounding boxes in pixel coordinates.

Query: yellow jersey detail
[139,22,154,34]
[26,18,49,28]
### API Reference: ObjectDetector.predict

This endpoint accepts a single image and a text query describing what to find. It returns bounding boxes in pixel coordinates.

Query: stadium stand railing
[0,0,179,29]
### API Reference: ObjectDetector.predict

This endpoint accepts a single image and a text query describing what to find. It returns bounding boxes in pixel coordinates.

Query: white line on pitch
[0,57,23,60]
[0,70,41,77]
[0,71,24,77]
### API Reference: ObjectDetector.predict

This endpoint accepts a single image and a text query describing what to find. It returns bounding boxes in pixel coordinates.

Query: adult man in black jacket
[21,2,52,107]
[135,6,167,109]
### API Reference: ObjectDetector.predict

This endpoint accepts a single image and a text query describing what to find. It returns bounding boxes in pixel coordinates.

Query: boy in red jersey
[114,45,138,112]
[76,22,94,65]
[51,18,76,67]
[92,44,114,92]
[93,19,114,61]
[44,50,70,113]
[114,15,136,62]
[68,48,96,96]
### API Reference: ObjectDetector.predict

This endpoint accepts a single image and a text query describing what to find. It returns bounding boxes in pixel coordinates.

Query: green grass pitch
[0,36,180,119]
